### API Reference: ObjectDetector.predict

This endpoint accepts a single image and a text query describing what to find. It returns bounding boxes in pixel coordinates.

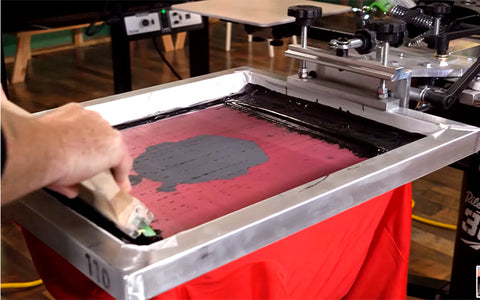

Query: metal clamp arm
[424,57,480,109]
[435,23,480,55]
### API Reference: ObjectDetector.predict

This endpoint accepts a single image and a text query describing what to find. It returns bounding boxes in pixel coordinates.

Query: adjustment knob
[141,19,150,26]
[424,2,451,18]
[287,5,322,27]
[367,18,406,35]
[367,18,407,47]
[354,29,377,54]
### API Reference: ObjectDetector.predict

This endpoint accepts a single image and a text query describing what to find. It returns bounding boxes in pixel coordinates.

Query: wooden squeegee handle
[78,170,154,238]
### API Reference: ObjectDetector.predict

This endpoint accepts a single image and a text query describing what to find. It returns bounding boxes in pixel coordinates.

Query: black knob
[287,5,322,27]
[367,18,407,47]
[354,29,377,54]
[424,2,451,18]
[141,19,150,26]
[367,18,406,34]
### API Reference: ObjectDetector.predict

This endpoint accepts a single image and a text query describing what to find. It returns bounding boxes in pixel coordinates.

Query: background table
[172,0,351,27]
[173,0,351,58]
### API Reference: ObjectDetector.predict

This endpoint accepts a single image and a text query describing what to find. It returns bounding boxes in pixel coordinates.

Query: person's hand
[1,89,132,203]
[41,103,133,198]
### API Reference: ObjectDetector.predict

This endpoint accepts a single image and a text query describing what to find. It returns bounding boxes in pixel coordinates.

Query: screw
[377,86,388,99]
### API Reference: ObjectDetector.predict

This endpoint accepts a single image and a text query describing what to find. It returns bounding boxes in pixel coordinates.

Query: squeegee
[79,170,154,238]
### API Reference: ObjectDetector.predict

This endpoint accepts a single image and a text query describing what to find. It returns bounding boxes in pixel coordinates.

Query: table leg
[110,20,132,94]
[188,17,210,78]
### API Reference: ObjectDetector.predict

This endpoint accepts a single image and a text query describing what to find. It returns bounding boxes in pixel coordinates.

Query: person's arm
[1,88,132,204]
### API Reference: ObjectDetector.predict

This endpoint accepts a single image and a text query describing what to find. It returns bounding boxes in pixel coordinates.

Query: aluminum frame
[10,67,480,300]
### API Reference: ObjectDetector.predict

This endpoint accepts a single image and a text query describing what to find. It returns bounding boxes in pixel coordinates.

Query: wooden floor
[1,20,463,299]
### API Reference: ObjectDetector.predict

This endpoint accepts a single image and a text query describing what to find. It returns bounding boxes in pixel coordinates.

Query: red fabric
[22,184,411,300]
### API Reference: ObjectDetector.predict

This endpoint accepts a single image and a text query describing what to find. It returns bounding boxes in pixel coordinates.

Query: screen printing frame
[10,67,480,300]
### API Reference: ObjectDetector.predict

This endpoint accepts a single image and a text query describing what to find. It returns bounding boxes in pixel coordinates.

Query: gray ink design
[129,135,269,192]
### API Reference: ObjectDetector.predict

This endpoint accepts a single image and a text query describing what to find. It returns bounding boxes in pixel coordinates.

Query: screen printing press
[8,5,480,300]
[9,67,480,299]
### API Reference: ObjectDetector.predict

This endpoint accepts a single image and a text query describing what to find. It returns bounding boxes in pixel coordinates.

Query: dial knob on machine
[287,5,322,27]
[424,2,451,18]
[367,19,406,35]
[142,19,150,26]
[287,5,322,79]
[367,18,407,47]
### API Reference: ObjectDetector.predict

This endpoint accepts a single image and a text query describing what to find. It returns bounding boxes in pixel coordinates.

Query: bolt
[299,67,309,79]
[377,86,388,99]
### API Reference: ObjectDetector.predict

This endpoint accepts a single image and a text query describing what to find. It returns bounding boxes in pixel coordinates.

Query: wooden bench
[9,23,186,84]
[10,22,109,83]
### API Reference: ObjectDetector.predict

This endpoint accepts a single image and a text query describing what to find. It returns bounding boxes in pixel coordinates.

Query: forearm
[1,101,64,203]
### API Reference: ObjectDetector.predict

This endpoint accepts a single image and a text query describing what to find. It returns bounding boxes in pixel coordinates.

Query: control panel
[169,10,203,29]
[124,12,161,36]
[123,8,202,37]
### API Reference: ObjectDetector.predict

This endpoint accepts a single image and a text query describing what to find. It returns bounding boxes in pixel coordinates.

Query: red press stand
[22,183,411,299]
